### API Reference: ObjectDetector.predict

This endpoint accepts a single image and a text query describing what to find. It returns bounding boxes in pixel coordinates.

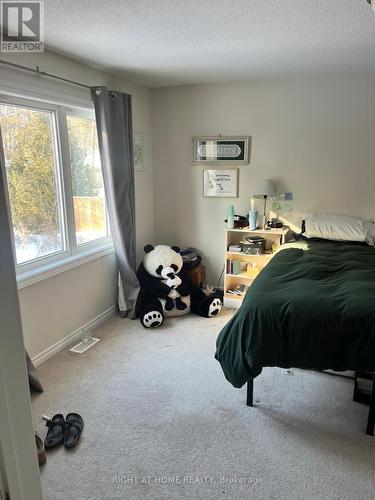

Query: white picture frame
[203,169,238,198]
[133,132,144,170]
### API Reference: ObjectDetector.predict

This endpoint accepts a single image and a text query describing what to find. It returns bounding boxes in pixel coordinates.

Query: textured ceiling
[43,0,375,87]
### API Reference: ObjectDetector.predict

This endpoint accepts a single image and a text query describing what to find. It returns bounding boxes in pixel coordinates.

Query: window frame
[0,94,113,288]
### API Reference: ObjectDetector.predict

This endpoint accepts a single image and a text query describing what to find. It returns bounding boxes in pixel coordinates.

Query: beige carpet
[32,309,375,500]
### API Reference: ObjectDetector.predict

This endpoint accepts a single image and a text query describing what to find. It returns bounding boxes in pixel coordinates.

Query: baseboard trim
[31,305,117,367]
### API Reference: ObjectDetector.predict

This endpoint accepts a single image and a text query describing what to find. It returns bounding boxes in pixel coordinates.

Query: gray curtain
[91,87,139,318]
[0,122,43,392]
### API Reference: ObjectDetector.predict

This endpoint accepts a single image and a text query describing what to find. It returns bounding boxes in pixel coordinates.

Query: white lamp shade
[253,179,276,198]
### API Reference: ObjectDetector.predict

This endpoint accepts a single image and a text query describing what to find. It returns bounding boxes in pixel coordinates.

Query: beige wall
[20,254,118,359]
[0,50,154,359]
[151,75,375,285]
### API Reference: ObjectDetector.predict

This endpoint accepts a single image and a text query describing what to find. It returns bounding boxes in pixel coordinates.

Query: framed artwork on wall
[203,169,238,197]
[133,132,144,170]
[193,136,250,165]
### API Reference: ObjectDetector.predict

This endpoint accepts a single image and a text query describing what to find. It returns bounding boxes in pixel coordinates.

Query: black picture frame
[193,136,250,165]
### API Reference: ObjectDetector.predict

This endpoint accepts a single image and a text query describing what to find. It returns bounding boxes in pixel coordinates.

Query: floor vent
[69,337,100,354]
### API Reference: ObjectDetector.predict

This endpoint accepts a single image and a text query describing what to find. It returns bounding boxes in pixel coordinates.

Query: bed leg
[246,379,254,407]
[366,375,375,436]
[353,371,360,402]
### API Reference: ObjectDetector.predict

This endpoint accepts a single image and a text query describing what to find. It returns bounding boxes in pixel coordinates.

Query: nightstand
[224,227,290,309]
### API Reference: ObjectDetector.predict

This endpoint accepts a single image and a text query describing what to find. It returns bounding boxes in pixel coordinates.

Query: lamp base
[258,214,266,229]
[262,196,268,229]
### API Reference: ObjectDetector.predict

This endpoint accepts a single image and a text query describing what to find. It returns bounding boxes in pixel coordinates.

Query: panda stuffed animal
[136,244,222,328]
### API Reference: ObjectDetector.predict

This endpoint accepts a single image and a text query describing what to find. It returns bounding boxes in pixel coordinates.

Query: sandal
[64,413,84,449]
[35,432,46,466]
[44,414,65,449]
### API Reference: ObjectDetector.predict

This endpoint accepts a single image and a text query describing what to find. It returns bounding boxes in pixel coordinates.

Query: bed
[215,238,375,433]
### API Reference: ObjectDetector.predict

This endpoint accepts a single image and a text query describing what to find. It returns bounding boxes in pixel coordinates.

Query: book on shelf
[226,258,232,274]
[226,283,249,297]
[226,259,242,275]
[228,244,242,253]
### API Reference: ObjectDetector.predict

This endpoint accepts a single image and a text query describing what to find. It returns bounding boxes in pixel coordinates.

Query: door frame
[0,129,43,499]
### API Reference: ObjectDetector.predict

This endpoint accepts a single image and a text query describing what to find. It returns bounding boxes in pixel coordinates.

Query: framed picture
[203,169,238,198]
[133,132,144,170]
[193,136,250,165]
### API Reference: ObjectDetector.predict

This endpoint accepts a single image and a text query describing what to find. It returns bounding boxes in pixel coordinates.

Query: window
[66,114,107,245]
[0,104,64,263]
[0,95,111,282]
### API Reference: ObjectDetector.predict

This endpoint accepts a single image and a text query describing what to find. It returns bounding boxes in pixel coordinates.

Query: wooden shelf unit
[224,227,289,309]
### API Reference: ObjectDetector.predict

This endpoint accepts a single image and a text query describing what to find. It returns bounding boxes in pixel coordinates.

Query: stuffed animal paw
[208,297,222,317]
[175,297,188,311]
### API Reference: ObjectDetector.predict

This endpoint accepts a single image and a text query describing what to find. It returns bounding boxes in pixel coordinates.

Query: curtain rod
[0,59,92,90]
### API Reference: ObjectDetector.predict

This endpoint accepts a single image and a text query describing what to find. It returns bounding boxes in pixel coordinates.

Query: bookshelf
[224,227,289,309]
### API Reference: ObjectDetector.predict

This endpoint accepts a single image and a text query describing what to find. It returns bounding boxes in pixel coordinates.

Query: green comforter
[215,240,375,388]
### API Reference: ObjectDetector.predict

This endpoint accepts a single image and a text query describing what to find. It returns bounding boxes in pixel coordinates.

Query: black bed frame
[246,378,254,407]
[246,371,375,436]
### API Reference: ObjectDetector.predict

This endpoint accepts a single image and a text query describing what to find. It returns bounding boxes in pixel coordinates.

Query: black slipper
[44,414,65,449]
[64,413,84,449]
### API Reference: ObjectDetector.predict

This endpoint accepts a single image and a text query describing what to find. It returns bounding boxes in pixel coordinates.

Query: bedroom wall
[151,74,375,285]
[0,50,155,360]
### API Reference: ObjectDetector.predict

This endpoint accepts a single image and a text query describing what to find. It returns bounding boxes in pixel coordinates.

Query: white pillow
[303,212,375,244]
[365,222,375,246]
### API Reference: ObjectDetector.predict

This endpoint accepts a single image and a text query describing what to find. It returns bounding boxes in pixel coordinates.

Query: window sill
[17,243,115,290]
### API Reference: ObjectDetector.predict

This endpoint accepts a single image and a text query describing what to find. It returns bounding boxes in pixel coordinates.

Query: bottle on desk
[248,210,258,231]
[227,205,235,229]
